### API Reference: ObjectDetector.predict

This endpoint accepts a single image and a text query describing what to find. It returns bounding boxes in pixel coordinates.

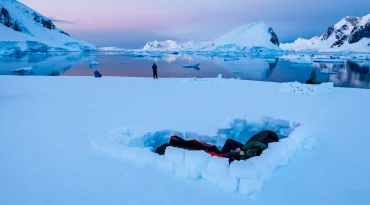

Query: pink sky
[17,0,370,48]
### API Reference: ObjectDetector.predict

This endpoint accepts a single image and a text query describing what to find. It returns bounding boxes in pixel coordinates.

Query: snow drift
[90,115,312,195]
[0,0,97,55]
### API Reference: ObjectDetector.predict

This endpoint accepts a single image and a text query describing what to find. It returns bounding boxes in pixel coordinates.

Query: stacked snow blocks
[90,115,311,195]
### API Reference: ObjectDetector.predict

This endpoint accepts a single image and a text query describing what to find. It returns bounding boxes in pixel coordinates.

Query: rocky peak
[0,5,22,32]
[268,27,280,46]
[348,15,370,44]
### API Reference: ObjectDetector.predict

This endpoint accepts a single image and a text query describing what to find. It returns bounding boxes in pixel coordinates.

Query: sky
[18,0,370,48]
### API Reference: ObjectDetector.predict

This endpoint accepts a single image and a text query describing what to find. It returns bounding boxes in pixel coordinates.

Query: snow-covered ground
[1,75,369,205]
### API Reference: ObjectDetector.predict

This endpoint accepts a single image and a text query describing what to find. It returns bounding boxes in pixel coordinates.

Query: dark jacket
[152,63,157,72]
[241,131,279,160]
[94,71,102,78]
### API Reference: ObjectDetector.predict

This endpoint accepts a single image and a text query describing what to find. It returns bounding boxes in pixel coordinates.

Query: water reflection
[0,52,94,76]
[0,52,369,89]
[213,58,278,80]
[328,61,369,88]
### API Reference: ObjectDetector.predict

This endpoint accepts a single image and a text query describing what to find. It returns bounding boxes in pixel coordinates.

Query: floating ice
[12,66,34,73]
[320,68,336,74]
[183,63,200,68]
[224,57,240,61]
[89,60,100,65]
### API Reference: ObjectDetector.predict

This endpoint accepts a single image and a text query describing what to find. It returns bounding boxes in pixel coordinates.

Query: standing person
[152,63,158,79]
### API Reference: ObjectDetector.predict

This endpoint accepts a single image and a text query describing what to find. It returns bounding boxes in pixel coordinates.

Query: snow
[99,47,125,52]
[279,82,334,94]
[357,14,370,27]
[12,66,33,73]
[281,15,370,52]
[143,40,182,51]
[0,0,96,54]
[91,113,308,194]
[140,22,282,55]
[320,68,336,74]
[201,22,281,52]
[142,40,211,51]
[1,76,370,205]
[89,60,100,65]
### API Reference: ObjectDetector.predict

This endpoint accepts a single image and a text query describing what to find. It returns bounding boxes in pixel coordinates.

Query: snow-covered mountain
[99,46,125,52]
[142,22,281,53]
[142,40,210,51]
[281,15,370,52]
[200,22,281,52]
[143,40,181,50]
[0,0,97,55]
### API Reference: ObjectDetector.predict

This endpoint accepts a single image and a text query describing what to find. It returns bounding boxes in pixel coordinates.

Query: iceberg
[99,47,125,52]
[90,60,100,65]
[320,68,336,74]
[183,63,200,68]
[224,57,240,61]
[12,66,33,74]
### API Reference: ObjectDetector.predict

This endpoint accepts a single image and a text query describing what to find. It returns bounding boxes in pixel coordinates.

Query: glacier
[0,0,97,55]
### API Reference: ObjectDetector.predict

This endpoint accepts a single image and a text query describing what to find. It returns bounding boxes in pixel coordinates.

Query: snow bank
[90,115,311,195]
[279,81,334,95]
[180,77,224,85]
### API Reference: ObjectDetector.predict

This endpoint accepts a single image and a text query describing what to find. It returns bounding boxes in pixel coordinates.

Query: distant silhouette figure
[94,71,102,78]
[152,63,158,79]
[306,71,320,84]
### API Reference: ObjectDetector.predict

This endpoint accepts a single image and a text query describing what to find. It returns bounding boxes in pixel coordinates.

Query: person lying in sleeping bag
[220,130,278,160]
[155,130,278,162]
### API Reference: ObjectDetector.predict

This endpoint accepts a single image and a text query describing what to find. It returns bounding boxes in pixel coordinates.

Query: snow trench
[90,116,312,195]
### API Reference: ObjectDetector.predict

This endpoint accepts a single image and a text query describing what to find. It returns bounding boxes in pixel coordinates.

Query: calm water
[0,52,369,88]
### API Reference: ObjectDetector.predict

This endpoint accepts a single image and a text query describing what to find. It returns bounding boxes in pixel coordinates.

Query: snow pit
[90,115,311,195]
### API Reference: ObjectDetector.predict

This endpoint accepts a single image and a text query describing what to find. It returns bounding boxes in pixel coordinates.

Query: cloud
[48,17,76,24]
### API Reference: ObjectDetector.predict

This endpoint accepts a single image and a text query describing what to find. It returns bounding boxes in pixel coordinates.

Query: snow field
[90,115,312,195]
[279,82,334,95]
